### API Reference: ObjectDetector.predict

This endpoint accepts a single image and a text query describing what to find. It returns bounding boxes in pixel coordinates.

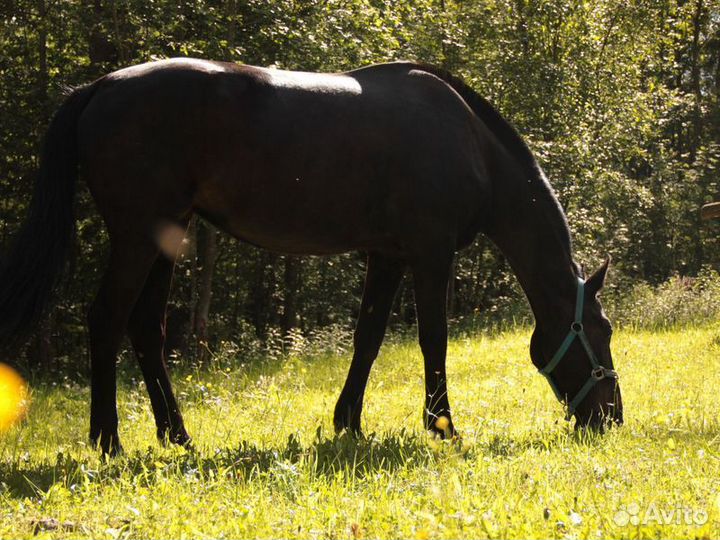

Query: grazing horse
[0,59,623,455]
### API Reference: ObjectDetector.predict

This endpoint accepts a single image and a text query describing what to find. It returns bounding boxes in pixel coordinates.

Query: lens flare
[0,363,29,433]
[154,221,190,260]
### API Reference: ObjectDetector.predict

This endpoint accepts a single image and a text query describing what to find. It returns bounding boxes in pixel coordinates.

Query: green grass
[2,325,720,539]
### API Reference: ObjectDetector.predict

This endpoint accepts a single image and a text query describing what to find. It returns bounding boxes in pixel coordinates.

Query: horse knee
[353,329,383,361]
[354,345,381,366]
[418,337,442,360]
[87,300,113,343]
[128,323,166,367]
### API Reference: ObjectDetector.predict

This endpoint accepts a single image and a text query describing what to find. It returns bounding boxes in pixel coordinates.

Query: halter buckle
[591,366,616,380]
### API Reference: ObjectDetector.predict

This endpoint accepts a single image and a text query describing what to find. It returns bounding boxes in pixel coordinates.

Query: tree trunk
[27,0,53,371]
[193,222,218,356]
[250,252,276,337]
[27,313,53,372]
[36,0,49,122]
[110,0,127,64]
[446,258,456,318]
[689,0,705,270]
[689,0,704,162]
[282,256,300,333]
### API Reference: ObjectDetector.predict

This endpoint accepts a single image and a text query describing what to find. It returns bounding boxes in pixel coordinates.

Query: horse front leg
[334,253,405,434]
[411,252,456,438]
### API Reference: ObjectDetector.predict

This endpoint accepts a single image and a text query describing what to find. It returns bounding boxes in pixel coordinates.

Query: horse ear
[586,256,611,297]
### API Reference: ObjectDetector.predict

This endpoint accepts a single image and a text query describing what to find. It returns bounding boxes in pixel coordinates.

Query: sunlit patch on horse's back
[257,67,362,95]
[108,57,228,81]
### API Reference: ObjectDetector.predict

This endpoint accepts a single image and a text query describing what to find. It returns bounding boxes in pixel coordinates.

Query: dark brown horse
[0,59,622,454]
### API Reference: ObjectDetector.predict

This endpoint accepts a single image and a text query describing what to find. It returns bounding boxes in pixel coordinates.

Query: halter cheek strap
[539,277,618,420]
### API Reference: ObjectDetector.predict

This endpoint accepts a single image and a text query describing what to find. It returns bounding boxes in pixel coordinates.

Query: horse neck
[486,158,580,325]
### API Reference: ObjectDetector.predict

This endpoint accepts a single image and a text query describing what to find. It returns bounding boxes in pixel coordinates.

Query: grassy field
[1,324,719,539]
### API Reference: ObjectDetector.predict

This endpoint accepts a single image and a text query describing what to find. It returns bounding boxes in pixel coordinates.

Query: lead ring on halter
[539,277,619,421]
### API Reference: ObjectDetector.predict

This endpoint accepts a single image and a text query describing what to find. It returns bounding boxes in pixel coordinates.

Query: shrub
[605,266,720,329]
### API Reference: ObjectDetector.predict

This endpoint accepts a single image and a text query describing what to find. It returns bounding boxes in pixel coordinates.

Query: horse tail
[0,82,99,345]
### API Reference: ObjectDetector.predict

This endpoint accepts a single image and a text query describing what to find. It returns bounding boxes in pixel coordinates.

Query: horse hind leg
[334,253,405,434]
[127,253,190,447]
[88,235,160,455]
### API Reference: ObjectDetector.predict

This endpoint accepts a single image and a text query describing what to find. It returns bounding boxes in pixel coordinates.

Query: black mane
[412,62,576,267]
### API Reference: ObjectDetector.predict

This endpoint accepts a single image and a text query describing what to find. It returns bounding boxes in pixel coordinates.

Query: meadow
[1,324,719,539]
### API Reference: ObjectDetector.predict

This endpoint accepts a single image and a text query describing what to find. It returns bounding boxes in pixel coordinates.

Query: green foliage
[1,0,720,370]
[606,266,720,329]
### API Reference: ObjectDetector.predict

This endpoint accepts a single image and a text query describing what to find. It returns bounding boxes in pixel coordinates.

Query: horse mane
[408,62,576,267]
[410,64,538,173]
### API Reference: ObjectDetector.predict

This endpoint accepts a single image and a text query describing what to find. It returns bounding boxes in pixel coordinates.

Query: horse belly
[201,131,484,255]
[194,162,401,256]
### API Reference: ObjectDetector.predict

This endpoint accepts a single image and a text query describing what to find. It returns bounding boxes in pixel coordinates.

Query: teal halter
[539,277,618,420]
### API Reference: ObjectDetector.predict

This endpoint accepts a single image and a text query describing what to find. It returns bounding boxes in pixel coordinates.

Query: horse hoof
[333,405,362,436]
[90,429,122,457]
[334,421,363,437]
[157,427,192,448]
[335,425,364,439]
[106,442,124,457]
[173,433,193,450]
[96,438,123,457]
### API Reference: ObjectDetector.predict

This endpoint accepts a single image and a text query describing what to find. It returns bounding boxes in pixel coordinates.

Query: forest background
[1,0,719,372]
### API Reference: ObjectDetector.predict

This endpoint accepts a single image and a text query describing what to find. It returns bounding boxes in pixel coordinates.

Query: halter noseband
[539,277,618,420]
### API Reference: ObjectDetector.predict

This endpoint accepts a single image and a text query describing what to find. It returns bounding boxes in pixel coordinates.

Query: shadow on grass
[5,422,718,500]
[0,429,437,499]
[0,430,616,499]
[0,428,612,499]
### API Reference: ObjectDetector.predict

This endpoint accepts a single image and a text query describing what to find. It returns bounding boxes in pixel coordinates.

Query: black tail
[0,83,98,345]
